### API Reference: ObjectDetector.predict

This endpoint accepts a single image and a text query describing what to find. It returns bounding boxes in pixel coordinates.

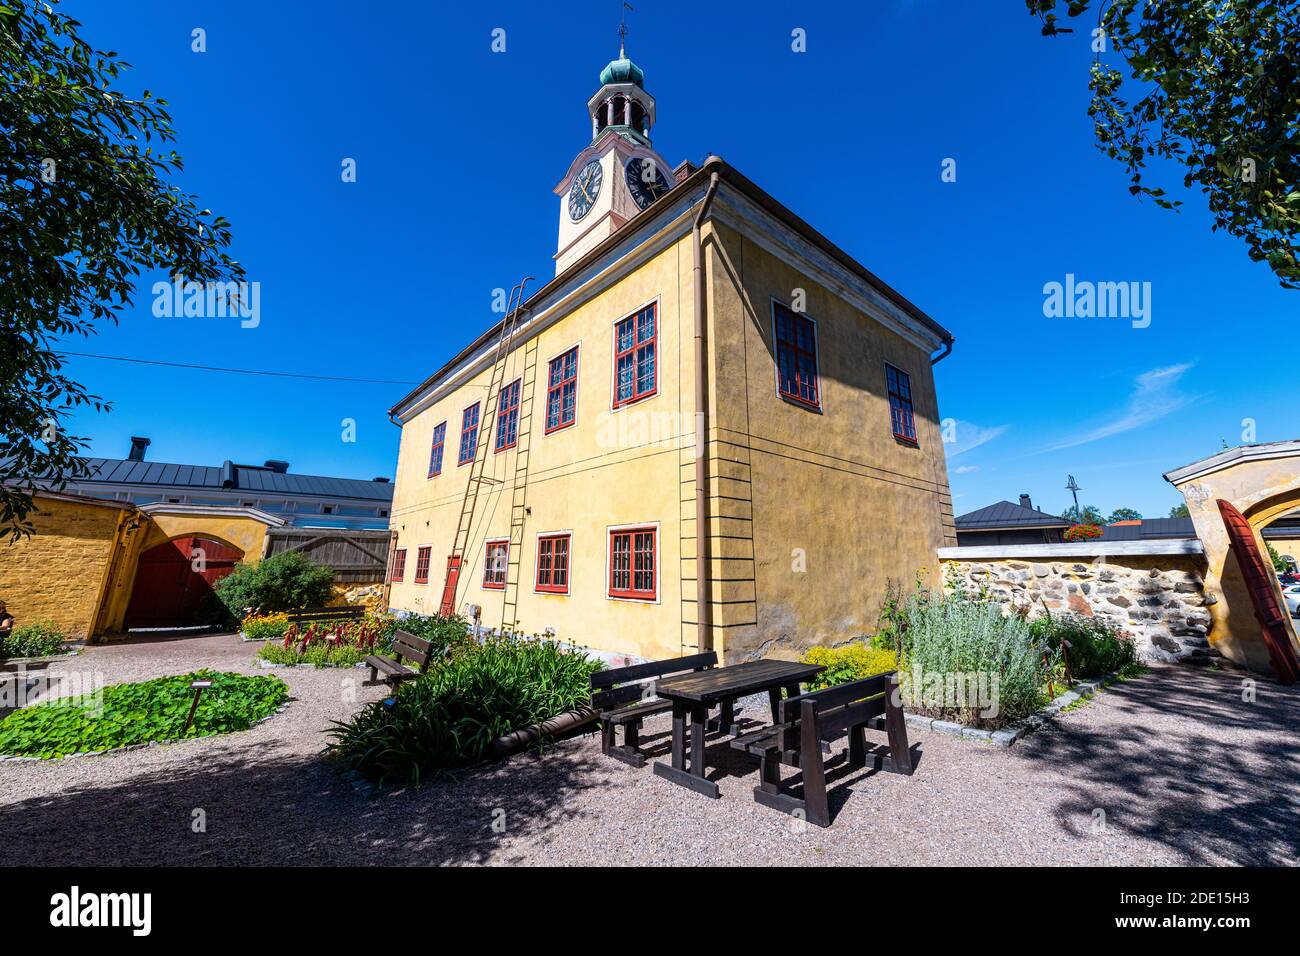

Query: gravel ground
[2,633,1298,866]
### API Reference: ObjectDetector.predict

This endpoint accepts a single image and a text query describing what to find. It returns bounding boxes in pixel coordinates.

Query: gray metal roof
[1098,517,1196,541]
[74,457,393,503]
[954,500,1071,531]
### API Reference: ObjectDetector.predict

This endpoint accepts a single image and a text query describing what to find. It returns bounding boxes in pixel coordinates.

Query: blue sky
[56,0,1297,519]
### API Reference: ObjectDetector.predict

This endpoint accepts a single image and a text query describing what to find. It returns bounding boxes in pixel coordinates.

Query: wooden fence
[264,528,393,583]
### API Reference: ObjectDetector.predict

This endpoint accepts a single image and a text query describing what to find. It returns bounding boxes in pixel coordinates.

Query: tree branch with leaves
[0,0,242,540]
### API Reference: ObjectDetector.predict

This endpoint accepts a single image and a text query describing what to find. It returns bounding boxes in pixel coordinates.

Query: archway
[1165,440,1300,673]
[124,535,244,629]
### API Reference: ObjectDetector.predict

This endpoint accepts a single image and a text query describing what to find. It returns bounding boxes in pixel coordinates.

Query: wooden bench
[287,605,365,626]
[730,670,915,827]
[589,652,719,767]
[364,629,435,688]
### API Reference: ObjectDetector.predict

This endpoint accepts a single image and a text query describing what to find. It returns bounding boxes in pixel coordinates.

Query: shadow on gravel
[0,734,614,866]
[1022,664,1300,865]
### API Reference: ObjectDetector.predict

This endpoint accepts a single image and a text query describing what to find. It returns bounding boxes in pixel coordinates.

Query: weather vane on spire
[619,1,634,58]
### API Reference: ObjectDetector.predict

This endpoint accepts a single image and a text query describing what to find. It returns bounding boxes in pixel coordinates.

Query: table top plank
[655,659,824,703]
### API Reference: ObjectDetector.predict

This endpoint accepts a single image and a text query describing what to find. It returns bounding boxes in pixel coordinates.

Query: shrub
[1029,612,1139,679]
[327,635,601,786]
[802,644,898,691]
[1063,523,1104,542]
[256,617,391,668]
[899,590,1052,728]
[210,551,335,623]
[382,613,473,659]
[240,612,290,640]
[0,670,288,758]
[0,620,67,659]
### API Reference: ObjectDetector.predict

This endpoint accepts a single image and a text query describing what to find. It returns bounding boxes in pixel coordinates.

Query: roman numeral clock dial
[568,160,603,221]
[626,157,671,210]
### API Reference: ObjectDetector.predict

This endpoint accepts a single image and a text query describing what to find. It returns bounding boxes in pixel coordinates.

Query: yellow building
[386,49,956,663]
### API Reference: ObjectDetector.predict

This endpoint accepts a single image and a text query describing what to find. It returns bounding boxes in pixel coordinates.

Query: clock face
[625,157,671,210]
[568,160,603,221]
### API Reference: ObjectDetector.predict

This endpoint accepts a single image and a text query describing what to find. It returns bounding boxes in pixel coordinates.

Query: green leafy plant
[802,644,898,691]
[327,635,601,787]
[1063,523,1104,541]
[240,612,290,640]
[0,619,66,659]
[0,2,243,540]
[0,670,287,758]
[898,589,1053,728]
[209,551,335,623]
[1030,611,1141,680]
[382,613,474,660]
[256,616,393,668]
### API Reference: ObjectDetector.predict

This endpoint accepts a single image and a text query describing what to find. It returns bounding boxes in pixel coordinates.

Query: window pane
[636,343,655,395]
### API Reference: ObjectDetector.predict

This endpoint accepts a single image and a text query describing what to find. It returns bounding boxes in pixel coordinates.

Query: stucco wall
[388,233,696,662]
[0,496,128,640]
[708,223,955,660]
[941,550,1215,664]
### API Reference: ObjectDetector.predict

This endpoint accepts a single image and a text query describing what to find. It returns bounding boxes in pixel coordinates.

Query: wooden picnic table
[651,659,824,798]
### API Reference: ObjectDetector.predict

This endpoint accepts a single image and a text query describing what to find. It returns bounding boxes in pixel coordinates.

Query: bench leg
[768,687,782,723]
[625,720,640,752]
[883,677,915,776]
[600,719,614,755]
[799,700,830,827]
[368,665,379,684]
[848,723,867,768]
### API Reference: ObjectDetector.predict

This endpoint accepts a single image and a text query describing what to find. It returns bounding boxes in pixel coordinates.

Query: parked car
[1283,584,1300,618]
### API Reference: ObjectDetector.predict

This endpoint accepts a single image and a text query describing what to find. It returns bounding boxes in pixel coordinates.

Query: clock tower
[554,39,675,274]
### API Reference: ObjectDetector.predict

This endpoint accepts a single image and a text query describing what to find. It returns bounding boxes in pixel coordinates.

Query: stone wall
[941,551,1216,664]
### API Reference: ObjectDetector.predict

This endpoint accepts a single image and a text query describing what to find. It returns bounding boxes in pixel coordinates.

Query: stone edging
[0,702,291,763]
[884,671,1123,748]
[255,658,368,670]
[0,649,82,668]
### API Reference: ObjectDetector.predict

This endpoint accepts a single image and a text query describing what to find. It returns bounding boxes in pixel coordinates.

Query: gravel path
[2,634,1298,866]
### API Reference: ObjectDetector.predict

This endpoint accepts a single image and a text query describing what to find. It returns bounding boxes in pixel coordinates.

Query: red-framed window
[414,546,432,584]
[609,526,656,600]
[457,402,481,466]
[428,421,446,477]
[613,303,657,407]
[886,363,917,444]
[495,378,521,452]
[536,533,571,594]
[545,347,579,433]
[773,301,820,409]
[483,539,508,590]
[390,548,407,582]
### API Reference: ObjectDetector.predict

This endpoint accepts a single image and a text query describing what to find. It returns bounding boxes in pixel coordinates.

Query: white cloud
[1043,363,1196,453]
[954,465,980,474]
[947,420,1009,457]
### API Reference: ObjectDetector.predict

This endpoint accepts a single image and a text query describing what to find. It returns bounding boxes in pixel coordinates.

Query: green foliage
[0,670,287,758]
[1028,0,1300,288]
[899,589,1052,728]
[258,641,371,668]
[0,619,66,658]
[240,612,290,640]
[327,635,602,787]
[0,2,243,540]
[210,551,335,622]
[1107,507,1142,523]
[1169,503,1190,518]
[802,644,898,692]
[384,613,474,660]
[1267,542,1288,575]
[1029,612,1139,679]
[1060,503,1105,525]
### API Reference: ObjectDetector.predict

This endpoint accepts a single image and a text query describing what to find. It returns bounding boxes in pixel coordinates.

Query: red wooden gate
[124,536,243,629]
[1218,499,1300,684]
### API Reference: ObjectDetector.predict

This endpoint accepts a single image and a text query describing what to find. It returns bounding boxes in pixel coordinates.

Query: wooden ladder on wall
[439,277,533,617]
[501,336,540,631]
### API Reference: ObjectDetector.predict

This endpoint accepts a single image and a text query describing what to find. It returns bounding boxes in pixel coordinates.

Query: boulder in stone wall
[1068,593,1093,615]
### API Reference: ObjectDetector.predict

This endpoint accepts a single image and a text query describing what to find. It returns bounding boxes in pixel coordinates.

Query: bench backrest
[588,651,718,710]
[287,605,365,625]
[777,671,899,750]
[390,629,435,672]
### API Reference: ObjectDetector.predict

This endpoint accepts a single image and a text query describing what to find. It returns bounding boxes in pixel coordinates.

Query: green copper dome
[599,55,645,89]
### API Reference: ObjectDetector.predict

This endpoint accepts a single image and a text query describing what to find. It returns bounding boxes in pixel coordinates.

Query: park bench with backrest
[589,652,721,767]
[364,629,435,688]
[286,605,364,627]
[730,670,916,827]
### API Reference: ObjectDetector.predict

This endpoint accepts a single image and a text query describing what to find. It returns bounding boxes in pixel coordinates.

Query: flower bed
[256,619,389,668]
[327,634,601,787]
[0,670,288,759]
